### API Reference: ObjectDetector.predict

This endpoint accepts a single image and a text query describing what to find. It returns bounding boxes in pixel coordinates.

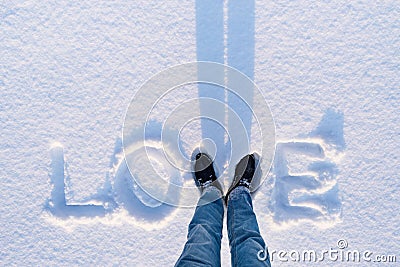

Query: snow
[1,0,399,266]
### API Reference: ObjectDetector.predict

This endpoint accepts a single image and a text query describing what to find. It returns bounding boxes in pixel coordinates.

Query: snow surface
[1,0,399,266]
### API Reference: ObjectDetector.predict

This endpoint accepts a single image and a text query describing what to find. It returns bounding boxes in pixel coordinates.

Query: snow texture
[1,0,399,266]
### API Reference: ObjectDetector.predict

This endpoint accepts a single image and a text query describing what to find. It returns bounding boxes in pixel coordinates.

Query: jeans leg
[175,187,224,267]
[227,187,271,266]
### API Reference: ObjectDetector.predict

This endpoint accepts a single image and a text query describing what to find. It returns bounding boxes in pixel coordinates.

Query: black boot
[193,153,223,194]
[225,154,256,205]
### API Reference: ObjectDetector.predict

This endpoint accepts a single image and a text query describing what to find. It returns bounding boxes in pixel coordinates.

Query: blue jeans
[175,186,271,266]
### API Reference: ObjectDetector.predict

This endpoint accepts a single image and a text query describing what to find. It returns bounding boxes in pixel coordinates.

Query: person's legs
[175,186,224,267]
[227,186,271,266]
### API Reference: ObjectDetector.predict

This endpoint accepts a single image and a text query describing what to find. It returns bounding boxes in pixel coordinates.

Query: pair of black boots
[193,153,256,205]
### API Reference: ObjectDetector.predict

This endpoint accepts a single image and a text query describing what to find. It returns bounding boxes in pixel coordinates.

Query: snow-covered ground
[1,0,399,266]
